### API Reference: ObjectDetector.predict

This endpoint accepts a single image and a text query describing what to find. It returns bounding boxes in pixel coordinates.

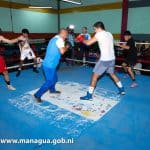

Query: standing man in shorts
[34,29,70,103]
[80,21,125,101]
[117,31,138,88]
[11,29,39,77]
[0,29,16,90]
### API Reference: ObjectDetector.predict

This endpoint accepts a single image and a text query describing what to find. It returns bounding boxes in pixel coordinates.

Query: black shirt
[126,38,137,63]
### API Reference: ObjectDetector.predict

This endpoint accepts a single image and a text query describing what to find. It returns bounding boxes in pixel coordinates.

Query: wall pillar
[120,0,129,41]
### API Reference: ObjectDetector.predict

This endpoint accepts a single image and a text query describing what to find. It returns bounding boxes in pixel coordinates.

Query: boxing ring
[0,41,150,150]
[6,41,150,73]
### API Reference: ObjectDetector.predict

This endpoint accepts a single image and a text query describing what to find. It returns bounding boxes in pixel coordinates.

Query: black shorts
[124,59,136,67]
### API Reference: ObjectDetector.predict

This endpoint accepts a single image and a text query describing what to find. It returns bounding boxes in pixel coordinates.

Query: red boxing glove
[76,34,85,43]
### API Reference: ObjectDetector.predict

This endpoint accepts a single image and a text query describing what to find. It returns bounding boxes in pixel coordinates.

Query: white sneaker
[7,85,16,90]
[130,82,138,88]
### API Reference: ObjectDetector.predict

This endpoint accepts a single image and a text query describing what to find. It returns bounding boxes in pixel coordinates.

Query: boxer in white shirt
[80,21,125,100]
[13,29,39,77]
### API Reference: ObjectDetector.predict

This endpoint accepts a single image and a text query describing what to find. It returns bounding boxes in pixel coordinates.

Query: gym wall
[60,1,150,40]
[60,9,122,34]
[0,1,57,33]
[128,7,150,34]
[60,2,122,39]
[0,0,150,40]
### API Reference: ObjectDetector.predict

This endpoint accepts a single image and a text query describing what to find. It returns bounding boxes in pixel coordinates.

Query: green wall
[0,4,150,34]
[60,6,150,34]
[0,7,57,33]
[0,7,12,31]
[128,7,150,34]
[60,9,122,34]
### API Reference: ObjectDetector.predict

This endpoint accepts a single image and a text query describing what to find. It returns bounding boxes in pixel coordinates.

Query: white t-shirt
[95,31,115,61]
[19,39,31,52]
[55,35,65,49]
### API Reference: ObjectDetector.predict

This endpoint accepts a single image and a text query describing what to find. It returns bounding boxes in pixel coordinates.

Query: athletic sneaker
[130,82,138,88]
[7,85,16,90]
[34,94,42,103]
[80,92,92,101]
[50,91,61,94]
[118,87,125,95]
[33,67,39,73]
[16,70,21,77]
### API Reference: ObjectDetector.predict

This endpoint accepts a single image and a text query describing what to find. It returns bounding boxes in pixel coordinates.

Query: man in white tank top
[80,21,125,101]
[11,29,39,77]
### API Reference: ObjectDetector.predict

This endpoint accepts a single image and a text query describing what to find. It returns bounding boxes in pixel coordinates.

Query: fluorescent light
[29,6,52,9]
[62,0,81,5]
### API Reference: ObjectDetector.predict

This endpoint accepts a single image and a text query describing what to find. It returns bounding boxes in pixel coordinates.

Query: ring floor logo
[9,81,120,138]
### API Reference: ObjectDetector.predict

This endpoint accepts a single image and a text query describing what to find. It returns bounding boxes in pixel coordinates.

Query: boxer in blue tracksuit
[34,29,69,102]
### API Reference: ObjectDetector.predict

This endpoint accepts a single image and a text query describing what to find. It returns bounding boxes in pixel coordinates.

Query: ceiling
[2,0,57,8]
[2,0,137,9]
[61,0,122,8]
